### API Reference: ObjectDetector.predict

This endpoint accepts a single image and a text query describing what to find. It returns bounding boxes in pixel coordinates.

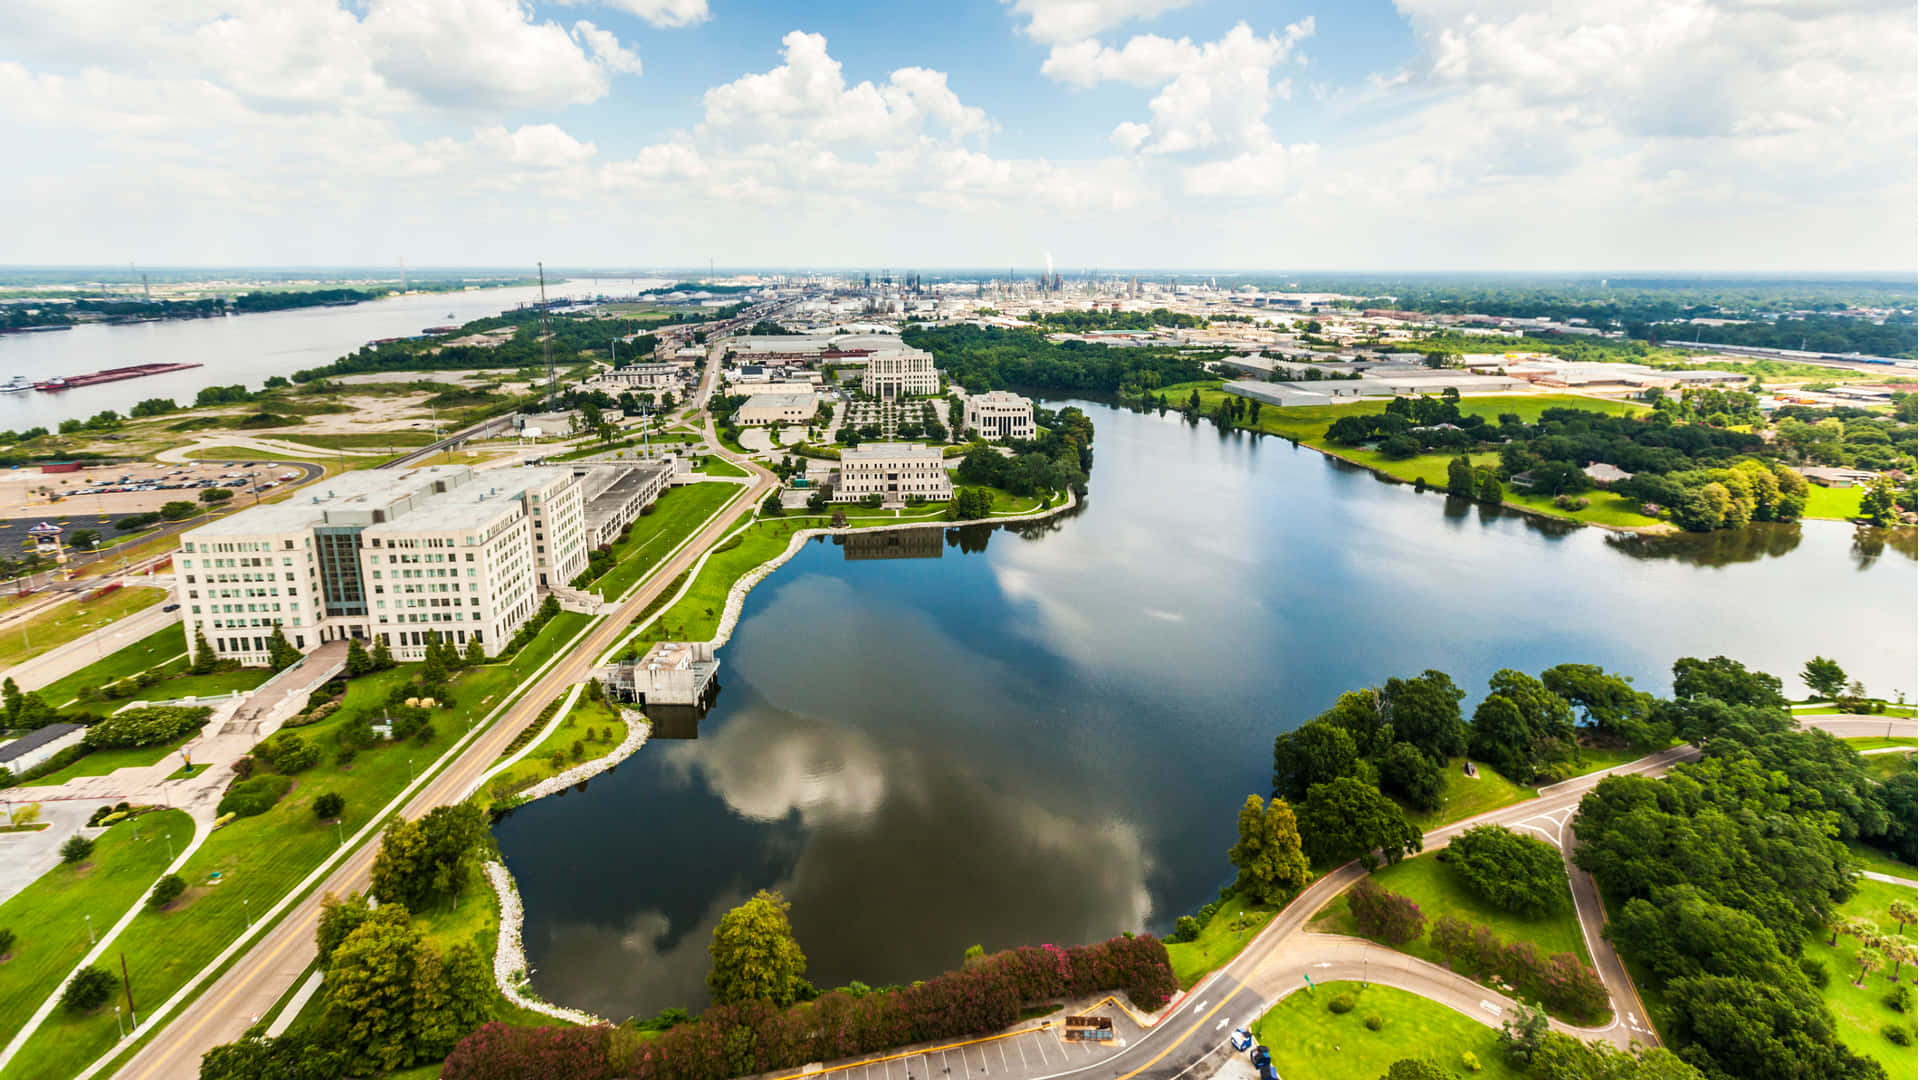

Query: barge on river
[33,362,203,391]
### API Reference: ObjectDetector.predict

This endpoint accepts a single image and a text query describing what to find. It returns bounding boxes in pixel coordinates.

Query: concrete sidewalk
[4,602,180,693]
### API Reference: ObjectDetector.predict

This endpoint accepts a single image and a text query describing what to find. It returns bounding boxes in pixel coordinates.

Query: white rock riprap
[485,860,606,1026]
[513,709,650,804]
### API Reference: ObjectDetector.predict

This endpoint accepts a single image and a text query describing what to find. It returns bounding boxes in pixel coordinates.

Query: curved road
[109,348,774,1080]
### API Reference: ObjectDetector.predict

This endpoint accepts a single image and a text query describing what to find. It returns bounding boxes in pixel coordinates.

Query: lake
[0,278,643,429]
[494,400,1917,1021]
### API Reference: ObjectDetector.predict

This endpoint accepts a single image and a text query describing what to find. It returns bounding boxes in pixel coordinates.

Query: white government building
[175,464,592,665]
[962,390,1036,440]
[861,348,940,399]
[834,443,953,505]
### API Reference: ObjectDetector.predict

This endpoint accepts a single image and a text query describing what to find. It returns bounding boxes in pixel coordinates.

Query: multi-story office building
[962,390,1036,440]
[833,443,953,505]
[176,465,588,665]
[860,349,940,399]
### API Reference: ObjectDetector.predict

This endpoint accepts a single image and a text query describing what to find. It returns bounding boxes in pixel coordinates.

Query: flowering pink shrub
[452,937,1176,1080]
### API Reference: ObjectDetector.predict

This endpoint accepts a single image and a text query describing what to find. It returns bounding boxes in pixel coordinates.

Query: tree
[1520,1033,1706,1080]
[1671,656,1784,710]
[1382,670,1468,762]
[1500,1001,1550,1065]
[1800,657,1847,701]
[148,873,186,910]
[707,889,809,1007]
[1271,721,1361,802]
[411,942,495,1061]
[1666,974,1879,1080]
[1227,794,1312,905]
[1446,455,1475,498]
[1377,741,1444,812]
[1469,669,1575,782]
[199,1030,349,1080]
[371,804,487,911]
[370,636,395,670]
[465,637,486,666]
[1297,777,1423,867]
[60,966,115,1013]
[190,625,218,674]
[61,833,95,864]
[317,891,374,970]
[1540,663,1657,745]
[266,624,300,669]
[1383,1060,1448,1080]
[345,638,375,676]
[9,802,41,827]
[1859,477,1898,526]
[1447,826,1569,917]
[1891,899,1916,934]
[1348,878,1425,945]
[201,487,234,504]
[321,903,424,1074]
[314,792,345,821]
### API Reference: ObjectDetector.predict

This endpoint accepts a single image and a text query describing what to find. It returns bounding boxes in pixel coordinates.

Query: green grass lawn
[0,810,192,1053]
[32,622,275,710]
[1848,841,1918,882]
[476,697,628,811]
[640,521,799,645]
[0,586,167,668]
[21,734,195,787]
[183,445,320,463]
[1252,981,1523,1080]
[1807,879,1918,1080]
[1804,484,1868,521]
[1311,848,1591,968]
[588,482,743,600]
[1404,758,1537,831]
[1847,737,1920,752]
[692,455,749,478]
[1799,704,1919,718]
[1164,891,1280,989]
[1177,388,1664,529]
[0,613,590,1080]
[1865,752,1917,782]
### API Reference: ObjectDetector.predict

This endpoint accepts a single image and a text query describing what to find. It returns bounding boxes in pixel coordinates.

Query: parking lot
[0,459,315,519]
[806,1021,1136,1080]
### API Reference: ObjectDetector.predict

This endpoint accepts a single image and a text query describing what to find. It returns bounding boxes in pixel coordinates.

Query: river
[0,278,645,429]
[494,401,1917,1021]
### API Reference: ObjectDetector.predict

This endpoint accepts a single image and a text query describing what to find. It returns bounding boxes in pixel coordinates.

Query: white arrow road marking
[1215,1019,1229,1031]
[1480,1001,1503,1016]
[1192,1001,1208,1013]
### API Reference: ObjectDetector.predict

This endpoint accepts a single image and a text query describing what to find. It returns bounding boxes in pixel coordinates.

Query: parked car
[162,603,180,612]
[1229,1028,1253,1053]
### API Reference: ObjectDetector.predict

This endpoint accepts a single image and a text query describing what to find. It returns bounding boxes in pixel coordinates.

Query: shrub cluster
[81,705,212,750]
[1428,916,1607,1021]
[217,774,295,818]
[1348,878,1425,946]
[449,937,1176,1080]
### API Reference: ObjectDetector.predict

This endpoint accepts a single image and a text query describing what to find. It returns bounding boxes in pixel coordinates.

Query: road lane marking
[1192,1000,1208,1013]
[1480,1001,1502,1016]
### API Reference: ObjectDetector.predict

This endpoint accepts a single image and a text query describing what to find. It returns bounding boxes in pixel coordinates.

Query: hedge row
[445,936,1176,1080]
[81,705,211,750]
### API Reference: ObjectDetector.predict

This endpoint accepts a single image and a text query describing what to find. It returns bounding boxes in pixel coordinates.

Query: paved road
[110,366,776,1080]
[6,600,179,694]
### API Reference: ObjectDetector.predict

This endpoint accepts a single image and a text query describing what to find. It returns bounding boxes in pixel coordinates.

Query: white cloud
[1048,21,1313,158]
[701,31,990,146]
[472,123,598,168]
[362,0,625,110]
[557,0,710,30]
[1003,0,1201,45]
[572,20,643,76]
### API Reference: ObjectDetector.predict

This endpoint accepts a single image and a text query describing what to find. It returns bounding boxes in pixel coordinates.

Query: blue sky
[0,0,1913,270]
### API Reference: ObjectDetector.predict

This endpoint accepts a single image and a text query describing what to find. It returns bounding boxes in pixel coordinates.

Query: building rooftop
[0,722,83,764]
[188,466,477,538]
[743,393,817,409]
[839,441,943,461]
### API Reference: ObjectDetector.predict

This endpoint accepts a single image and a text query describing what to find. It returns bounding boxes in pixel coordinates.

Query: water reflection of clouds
[663,693,1156,985]
[537,893,747,1021]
